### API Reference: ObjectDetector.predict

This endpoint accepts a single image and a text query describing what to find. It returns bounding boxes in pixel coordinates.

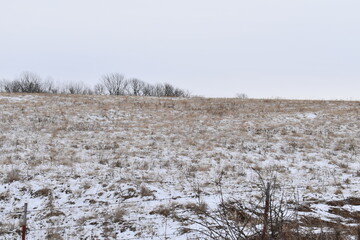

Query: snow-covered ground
[0,93,359,239]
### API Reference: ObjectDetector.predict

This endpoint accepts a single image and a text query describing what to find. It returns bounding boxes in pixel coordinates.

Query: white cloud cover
[1,0,359,99]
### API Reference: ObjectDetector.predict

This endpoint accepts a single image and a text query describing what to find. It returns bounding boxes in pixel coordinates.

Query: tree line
[0,72,190,97]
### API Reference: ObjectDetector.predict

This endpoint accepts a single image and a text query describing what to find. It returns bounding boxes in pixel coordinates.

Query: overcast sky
[1,0,359,99]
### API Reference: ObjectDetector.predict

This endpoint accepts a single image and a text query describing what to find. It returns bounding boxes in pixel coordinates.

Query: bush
[113,207,127,223]
[4,169,21,183]
[62,82,93,95]
[184,172,295,240]
[1,72,55,93]
[128,78,145,96]
[101,73,128,95]
[236,93,248,99]
[0,72,190,98]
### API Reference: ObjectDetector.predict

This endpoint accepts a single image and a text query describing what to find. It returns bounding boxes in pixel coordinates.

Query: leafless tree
[94,83,106,95]
[184,171,295,240]
[17,72,44,93]
[1,72,44,93]
[62,82,91,95]
[128,78,145,96]
[101,73,128,95]
[1,71,191,97]
[152,84,165,97]
[142,83,154,96]
[236,93,248,99]
[1,79,21,93]
[83,87,94,95]
[0,79,4,92]
[163,83,175,97]
[174,88,190,97]
[42,78,57,93]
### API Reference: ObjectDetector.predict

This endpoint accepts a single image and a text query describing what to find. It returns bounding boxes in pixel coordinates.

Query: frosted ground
[0,93,360,239]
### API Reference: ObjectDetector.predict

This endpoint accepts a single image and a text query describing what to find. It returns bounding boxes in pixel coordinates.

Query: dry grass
[1,93,360,238]
[4,169,21,183]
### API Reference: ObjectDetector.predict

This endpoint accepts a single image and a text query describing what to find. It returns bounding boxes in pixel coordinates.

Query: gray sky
[1,0,359,99]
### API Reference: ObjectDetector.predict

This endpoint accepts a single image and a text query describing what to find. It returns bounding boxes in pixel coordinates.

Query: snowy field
[0,93,360,239]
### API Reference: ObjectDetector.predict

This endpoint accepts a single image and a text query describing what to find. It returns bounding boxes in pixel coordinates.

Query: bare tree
[184,172,295,240]
[1,72,42,93]
[17,72,44,93]
[62,82,90,95]
[101,73,128,95]
[0,73,57,93]
[0,79,4,92]
[142,83,154,96]
[164,83,175,97]
[152,84,165,97]
[128,78,145,96]
[236,93,248,99]
[174,88,190,97]
[1,79,21,93]
[42,78,57,93]
[94,83,106,95]
[1,71,191,98]
[82,87,94,95]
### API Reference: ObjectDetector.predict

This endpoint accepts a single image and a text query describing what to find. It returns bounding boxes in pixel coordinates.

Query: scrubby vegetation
[0,71,190,97]
[0,94,360,239]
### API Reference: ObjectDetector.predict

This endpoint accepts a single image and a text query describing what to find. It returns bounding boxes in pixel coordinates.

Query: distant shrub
[236,93,248,99]
[94,83,106,95]
[61,82,93,95]
[140,185,154,197]
[101,73,128,95]
[0,72,190,98]
[127,78,145,96]
[1,72,56,94]
[113,207,127,223]
[4,169,21,183]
